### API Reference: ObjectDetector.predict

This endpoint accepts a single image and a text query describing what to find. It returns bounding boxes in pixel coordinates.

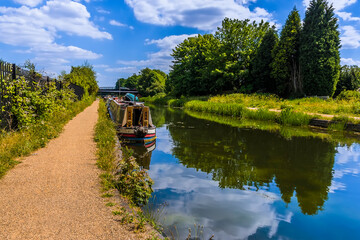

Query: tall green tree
[65,62,98,96]
[335,65,360,95]
[137,68,166,97]
[214,18,271,92]
[300,0,341,97]
[251,27,279,93]
[169,34,220,96]
[272,8,302,97]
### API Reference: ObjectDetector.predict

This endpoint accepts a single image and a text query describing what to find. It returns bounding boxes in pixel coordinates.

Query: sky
[0,0,360,87]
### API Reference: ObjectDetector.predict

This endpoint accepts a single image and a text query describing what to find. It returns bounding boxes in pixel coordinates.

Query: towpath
[0,101,141,240]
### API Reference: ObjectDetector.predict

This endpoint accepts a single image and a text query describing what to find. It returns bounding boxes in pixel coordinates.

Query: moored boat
[107,94,156,144]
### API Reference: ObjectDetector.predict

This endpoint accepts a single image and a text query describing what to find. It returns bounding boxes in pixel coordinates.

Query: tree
[214,18,271,92]
[137,68,166,97]
[169,34,220,96]
[115,74,139,89]
[272,8,302,97]
[65,62,98,96]
[300,0,341,97]
[335,65,360,95]
[251,27,279,93]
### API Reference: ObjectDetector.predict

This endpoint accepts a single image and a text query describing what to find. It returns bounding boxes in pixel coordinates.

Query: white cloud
[109,20,126,27]
[13,0,43,7]
[302,0,357,11]
[341,26,360,49]
[105,66,138,73]
[341,58,360,66]
[337,11,360,21]
[109,19,133,30]
[96,8,110,14]
[124,0,273,31]
[0,1,110,73]
[115,34,197,74]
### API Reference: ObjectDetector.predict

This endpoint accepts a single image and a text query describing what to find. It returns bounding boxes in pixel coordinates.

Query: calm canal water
[136,107,360,239]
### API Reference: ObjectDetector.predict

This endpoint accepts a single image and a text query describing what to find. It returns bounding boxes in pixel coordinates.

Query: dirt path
[0,101,141,240]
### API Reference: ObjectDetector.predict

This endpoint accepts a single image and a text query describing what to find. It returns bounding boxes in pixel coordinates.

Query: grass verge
[0,96,95,178]
[94,99,158,237]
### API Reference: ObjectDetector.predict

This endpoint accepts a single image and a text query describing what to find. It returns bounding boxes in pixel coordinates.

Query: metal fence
[0,60,84,129]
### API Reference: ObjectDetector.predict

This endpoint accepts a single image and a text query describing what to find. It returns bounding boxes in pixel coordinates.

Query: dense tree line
[166,0,355,98]
[115,68,166,97]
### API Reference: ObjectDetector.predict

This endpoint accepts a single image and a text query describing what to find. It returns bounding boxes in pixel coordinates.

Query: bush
[336,90,360,101]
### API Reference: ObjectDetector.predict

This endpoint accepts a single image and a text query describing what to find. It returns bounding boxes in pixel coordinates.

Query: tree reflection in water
[164,109,336,215]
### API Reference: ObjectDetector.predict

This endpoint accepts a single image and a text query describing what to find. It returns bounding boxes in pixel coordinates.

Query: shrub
[336,90,360,101]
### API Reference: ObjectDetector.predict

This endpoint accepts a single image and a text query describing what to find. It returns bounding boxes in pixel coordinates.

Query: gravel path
[0,101,142,240]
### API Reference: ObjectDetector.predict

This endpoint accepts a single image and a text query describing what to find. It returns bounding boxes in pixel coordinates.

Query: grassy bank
[144,91,360,129]
[141,93,208,107]
[0,97,95,178]
[94,100,159,238]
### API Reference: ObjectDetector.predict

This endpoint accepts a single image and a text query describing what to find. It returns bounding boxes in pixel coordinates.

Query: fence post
[12,64,16,80]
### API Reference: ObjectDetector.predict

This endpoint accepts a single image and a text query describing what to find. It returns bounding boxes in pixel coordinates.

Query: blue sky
[0,0,360,87]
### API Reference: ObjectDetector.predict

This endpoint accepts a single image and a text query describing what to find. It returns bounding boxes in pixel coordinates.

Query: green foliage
[272,7,302,97]
[95,100,153,208]
[215,18,271,92]
[115,74,139,89]
[137,68,166,97]
[0,96,94,178]
[278,107,312,126]
[169,34,220,96]
[65,61,98,97]
[336,90,360,101]
[185,101,245,118]
[115,69,166,97]
[114,148,154,207]
[300,0,341,97]
[1,76,76,130]
[94,100,117,172]
[251,28,278,93]
[335,65,360,96]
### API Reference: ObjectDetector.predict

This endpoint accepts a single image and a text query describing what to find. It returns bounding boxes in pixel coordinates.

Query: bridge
[98,87,138,96]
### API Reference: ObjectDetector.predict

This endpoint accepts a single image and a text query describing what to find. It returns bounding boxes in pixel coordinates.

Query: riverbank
[94,100,160,239]
[0,96,94,178]
[142,91,360,132]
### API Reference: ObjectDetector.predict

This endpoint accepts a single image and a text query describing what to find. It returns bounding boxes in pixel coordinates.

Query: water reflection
[167,110,336,215]
[131,107,360,239]
[124,142,156,169]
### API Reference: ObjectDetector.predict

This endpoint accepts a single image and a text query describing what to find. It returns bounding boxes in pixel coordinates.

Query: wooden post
[12,64,16,80]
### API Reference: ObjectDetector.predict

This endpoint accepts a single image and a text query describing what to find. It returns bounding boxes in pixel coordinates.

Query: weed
[101,193,114,198]
[106,202,116,207]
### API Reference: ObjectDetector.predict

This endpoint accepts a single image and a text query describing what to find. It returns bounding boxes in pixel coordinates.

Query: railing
[0,59,85,129]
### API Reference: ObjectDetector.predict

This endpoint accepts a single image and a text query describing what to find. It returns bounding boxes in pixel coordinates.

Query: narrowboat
[107,94,156,145]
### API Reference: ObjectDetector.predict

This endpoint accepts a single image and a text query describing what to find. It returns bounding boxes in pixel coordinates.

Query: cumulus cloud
[302,0,357,11]
[13,0,43,7]
[341,58,360,66]
[337,11,360,21]
[115,34,197,73]
[0,0,111,73]
[124,0,273,31]
[341,26,360,49]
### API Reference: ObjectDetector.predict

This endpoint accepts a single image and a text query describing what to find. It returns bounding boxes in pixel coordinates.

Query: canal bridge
[98,87,138,96]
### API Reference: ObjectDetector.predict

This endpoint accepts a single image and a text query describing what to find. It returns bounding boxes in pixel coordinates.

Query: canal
[134,107,360,239]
